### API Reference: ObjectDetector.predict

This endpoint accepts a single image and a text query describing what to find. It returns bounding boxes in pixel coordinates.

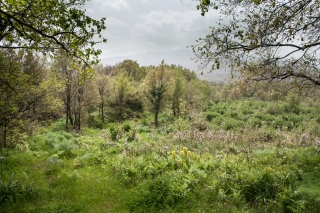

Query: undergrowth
[1,98,320,212]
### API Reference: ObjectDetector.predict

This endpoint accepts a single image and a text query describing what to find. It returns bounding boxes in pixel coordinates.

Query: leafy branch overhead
[0,0,107,64]
[193,0,320,87]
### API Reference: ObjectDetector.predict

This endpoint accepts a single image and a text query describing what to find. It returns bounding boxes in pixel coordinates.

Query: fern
[0,173,36,204]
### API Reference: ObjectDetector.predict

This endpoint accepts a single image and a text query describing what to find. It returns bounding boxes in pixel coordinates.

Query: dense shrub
[87,115,103,129]
[126,178,175,212]
[222,118,244,130]
[242,169,278,203]
[205,112,220,121]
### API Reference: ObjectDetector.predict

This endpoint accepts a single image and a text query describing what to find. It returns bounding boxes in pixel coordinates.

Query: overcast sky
[85,0,226,79]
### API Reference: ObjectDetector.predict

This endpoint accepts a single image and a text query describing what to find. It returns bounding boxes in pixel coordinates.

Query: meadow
[1,98,320,212]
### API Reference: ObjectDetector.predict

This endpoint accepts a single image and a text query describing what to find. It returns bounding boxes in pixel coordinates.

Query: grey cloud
[94,0,131,11]
[131,10,220,52]
[105,17,126,26]
[84,0,226,78]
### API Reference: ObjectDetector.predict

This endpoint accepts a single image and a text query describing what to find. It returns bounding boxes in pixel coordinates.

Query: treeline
[0,50,210,148]
[1,49,320,149]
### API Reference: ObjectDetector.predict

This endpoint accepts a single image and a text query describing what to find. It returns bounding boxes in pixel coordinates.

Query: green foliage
[222,118,244,130]
[193,0,320,88]
[87,114,104,129]
[47,154,62,165]
[127,178,174,212]
[1,0,107,64]
[2,94,320,212]
[0,50,63,148]
[122,123,132,132]
[205,112,220,121]
[0,173,36,204]
[113,60,146,82]
[138,125,151,133]
[249,117,263,128]
[54,139,78,158]
[109,123,121,141]
[242,169,279,202]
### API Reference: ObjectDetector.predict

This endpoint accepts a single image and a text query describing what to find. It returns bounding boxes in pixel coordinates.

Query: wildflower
[267,167,273,172]
[180,151,185,158]
[216,154,222,159]
[187,151,192,157]
[183,146,188,155]
[172,151,176,159]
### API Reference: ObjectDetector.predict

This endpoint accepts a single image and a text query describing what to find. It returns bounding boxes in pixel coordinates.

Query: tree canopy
[193,0,320,87]
[0,0,106,64]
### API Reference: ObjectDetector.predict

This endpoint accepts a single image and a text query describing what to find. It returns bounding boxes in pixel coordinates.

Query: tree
[73,69,99,131]
[192,0,320,87]
[110,72,136,118]
[54,51,76,128]
[184,79,209,112]
[0,0,106,64]
[54,51,96,130]
[171,78,185,117]
[0,49,62,148]
[140,61,171,127]
[112,60,146,82]
[95,68,109,123]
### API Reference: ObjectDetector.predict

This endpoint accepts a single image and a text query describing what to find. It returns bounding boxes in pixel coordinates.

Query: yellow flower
[172,151,176,159]
[183,147,188,155]
[180,151,185,158]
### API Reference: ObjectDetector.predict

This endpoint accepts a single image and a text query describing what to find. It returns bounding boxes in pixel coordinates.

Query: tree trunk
[75,87,83,131]
[66,82,73,128]
[154,111,158,128]
[101,103,104,123]
[66,106,69,127]
[2,123,7,148]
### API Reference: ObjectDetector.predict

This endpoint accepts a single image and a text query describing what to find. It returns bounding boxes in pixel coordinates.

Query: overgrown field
[1,98,320,212]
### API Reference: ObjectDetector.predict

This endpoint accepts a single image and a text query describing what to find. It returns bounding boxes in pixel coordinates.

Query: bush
[205,112,219,121]
[222,118,244,130]
[126,178,177,212]
[250,117,262,128]
[109,124,121,140]
[87,115,103,129]
[229,111,239,119]
[242,169,278,203]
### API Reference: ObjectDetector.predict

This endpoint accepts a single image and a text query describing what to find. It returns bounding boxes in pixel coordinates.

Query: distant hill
[99,49,230,82]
